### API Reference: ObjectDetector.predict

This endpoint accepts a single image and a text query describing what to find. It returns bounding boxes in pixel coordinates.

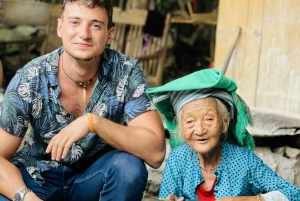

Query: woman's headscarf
[146,68,255,150]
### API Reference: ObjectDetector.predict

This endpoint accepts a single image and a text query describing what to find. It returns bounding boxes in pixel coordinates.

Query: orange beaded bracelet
[87,113,95,133]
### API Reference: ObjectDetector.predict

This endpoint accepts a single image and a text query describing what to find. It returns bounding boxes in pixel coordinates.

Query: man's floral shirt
[0,47,155,185]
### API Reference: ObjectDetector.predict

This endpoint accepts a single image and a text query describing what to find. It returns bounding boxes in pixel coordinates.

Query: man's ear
[57,18,63,38]
[106,26,115,45]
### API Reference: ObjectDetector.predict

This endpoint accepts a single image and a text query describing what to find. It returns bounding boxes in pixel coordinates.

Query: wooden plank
[113,7,148,25]
[221,27,241,74]
[111,9,170,87]
[214,0,264,107]
[40,4,62,55]
[255,0,300,118]
[49,3,61,17]
[171,13,217,25]
[0,1,51,26]
[171,17,217,25]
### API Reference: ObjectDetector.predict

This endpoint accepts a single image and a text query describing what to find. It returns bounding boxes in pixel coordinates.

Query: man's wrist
[13,187,32,201]
[23,191,41,201]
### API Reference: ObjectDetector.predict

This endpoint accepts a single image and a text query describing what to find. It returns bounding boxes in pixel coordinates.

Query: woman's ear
[222,115,230,133]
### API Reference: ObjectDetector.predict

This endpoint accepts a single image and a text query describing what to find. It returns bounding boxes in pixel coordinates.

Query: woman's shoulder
[172,143,192,152]
[166,143,198,172]
[222,142,259,163]
[168,143,193,160]
[224,142,253,153]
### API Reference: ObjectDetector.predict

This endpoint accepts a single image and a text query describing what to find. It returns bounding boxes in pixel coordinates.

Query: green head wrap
[146,68,255,150]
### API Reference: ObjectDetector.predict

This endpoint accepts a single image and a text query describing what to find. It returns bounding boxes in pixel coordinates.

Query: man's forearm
[0,157,42,201]
[92,112,166,168]
[0,157,26,199]
[46,111,166,168]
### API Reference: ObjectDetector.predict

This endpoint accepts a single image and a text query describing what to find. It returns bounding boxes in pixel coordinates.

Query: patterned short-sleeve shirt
[159,142,300,201]
[0,47,155,185]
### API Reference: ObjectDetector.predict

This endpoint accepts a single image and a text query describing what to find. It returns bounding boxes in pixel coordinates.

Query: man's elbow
[148,147,166,169]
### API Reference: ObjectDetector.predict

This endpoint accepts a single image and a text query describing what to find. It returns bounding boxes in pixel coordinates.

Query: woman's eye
[184,121,194,129]
[185,120,194,124]
[204,117,214,124]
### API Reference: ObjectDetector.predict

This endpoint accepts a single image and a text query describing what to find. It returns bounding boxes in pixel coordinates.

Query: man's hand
[46,115,89,161]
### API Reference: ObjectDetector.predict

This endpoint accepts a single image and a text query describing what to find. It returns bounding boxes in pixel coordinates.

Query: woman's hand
[165,194,184,201]
[46,115,90,161]
[216,195,262,201]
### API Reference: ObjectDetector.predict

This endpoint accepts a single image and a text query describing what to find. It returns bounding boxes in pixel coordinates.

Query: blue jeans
[0,151,148,201]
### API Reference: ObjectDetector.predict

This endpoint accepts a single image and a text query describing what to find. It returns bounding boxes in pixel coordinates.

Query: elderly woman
[146,68,300,201]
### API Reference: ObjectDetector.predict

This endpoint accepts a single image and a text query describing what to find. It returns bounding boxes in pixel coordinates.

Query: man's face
[57,2,114,60]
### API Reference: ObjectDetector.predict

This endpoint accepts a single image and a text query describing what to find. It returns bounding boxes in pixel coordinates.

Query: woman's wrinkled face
[181,98,228,154]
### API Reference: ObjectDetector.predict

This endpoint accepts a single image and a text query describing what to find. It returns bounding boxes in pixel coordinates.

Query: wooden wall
[1,1,51,26]
[214,0,300,119]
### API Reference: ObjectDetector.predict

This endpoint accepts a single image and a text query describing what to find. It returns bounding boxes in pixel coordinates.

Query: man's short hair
[61,0,113,28]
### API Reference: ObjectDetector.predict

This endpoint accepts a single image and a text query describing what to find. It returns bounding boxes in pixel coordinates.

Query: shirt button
[214,188,218,192]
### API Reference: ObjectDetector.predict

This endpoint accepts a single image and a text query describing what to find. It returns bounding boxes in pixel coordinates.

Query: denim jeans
[0,150,148,201]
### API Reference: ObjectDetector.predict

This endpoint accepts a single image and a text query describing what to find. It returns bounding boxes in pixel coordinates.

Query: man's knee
[108,151,148,184]
[0,194,10,201]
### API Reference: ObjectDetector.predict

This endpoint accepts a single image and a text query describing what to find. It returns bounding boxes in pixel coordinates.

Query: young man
[0,1,165,201]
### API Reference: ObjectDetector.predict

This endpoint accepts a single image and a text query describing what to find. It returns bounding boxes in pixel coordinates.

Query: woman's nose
[195,121,206,134]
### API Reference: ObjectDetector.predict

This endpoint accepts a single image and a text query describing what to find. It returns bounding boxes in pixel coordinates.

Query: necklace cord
[61,53,99,104]
[61,54,99,88]
[200,165,218,171]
